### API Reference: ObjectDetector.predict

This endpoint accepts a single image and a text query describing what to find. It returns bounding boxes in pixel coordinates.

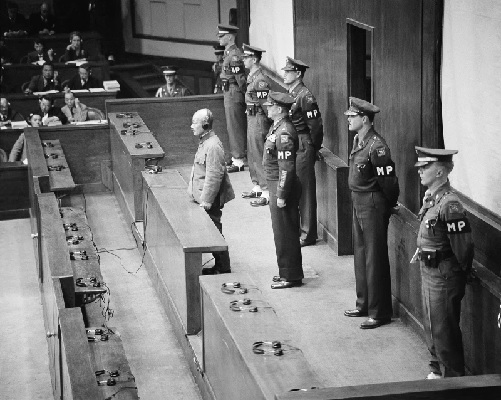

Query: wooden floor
[2,166,437,399]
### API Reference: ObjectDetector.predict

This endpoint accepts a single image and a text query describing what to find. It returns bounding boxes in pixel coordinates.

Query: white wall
[248,0,294,74]
[442,0,501,215]
[120,0,235,61]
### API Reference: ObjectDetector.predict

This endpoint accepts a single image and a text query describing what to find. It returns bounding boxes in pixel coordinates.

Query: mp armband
[374,162,396,177]
[446,218,471,234]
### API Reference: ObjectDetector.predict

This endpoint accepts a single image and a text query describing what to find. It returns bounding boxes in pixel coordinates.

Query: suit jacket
[27,75,61,93]
[61,103,88,122]
[67,74,101,90]
[29,12,56,34]
[40,106,68,125]
[26,51,53,64]
[62,48,88,62]
[8,133,26,162]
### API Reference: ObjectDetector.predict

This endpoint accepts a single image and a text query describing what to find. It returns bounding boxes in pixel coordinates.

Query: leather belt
[418,249,454,267]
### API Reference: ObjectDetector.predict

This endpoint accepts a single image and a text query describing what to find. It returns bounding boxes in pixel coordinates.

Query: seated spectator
[37,95,67,125]
[61,90,88,122]
[2,2,28,37]
[25,63,61,94]
[66,63,101,90]
[25,38,55,64]
[8,113,42,163]
[29,2,56,35]
[0,40,14,64]
[0,97,25,127]
[61,31,87,62]
[155,66,191,97]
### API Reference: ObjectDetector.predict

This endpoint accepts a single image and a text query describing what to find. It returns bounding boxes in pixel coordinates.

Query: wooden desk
[0,162,29,220]
[5,90,116,120]
[1,61,110,94]
[142,169,227,335]
[3,31,103,65]
[109,112,164,224]
[105,95,230,167]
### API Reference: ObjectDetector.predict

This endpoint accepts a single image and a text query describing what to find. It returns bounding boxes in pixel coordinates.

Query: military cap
[344,97,380,116]
[263,91,295,108]
[414,146,458,167]
[217,24,239,36]
[160,66,178,75]
[213,45,225,55]
[281,56,309,72]
[242,44,266,58]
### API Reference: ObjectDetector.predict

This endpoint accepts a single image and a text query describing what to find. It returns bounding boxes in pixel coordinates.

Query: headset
[252,341,283,356]
[44,153,58,159]
[69,31,83,44]
[48,165,66,171]
[221,282,245,294]
[201,108,212,130]
[76,276,100,287]
[135,142,153,149]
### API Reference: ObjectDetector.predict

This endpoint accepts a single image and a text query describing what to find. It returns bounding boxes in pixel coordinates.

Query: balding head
[64,91,75,108]
[191,108,213,136]
[0,98,9,116]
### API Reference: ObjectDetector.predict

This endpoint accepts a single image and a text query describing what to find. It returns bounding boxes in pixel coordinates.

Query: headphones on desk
[252,341,283,356]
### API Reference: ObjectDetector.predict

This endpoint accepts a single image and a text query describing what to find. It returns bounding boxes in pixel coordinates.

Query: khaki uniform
[263,117,303,280]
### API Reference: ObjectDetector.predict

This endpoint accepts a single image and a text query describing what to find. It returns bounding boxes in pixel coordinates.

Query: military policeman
[413,147,473,379]
[155,66,191,98]
[282,57,324,246]
[240,44,272,206]
[188,108,235,274]
[343,97,399,329]
[212,45,225,94]
[217,24,247,172]
[262,91,303,289]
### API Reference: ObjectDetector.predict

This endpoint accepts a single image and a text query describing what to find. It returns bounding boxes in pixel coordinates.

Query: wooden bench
[142,168,227,335]
[109,111,164,225]
[275,375,501,399]
[200,272,321,400]
[31,180,138,399]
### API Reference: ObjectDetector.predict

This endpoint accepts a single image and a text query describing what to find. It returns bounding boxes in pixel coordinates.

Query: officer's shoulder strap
[367,135,381,159]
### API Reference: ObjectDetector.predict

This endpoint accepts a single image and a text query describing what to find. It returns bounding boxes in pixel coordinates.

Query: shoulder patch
[448,202,461,213]
[377,148,386,157]
[281,135,290,143]
[258,81,266,88]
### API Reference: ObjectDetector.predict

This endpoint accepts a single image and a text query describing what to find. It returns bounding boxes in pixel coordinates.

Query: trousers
[223,85,247,160]
[268,178,303,280]
[296,134,317,243]
[247,112,270,189]
[352,191,393,319]
[206,200,231,273]
[421,260,466,377]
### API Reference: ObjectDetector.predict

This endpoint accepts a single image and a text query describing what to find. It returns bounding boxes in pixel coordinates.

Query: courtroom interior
[1,1,500,399]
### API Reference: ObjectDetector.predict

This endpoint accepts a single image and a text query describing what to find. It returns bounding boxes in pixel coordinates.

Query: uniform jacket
[29,12,56,34]
[289,81,324,151]
[220,44,246,91]
[155,81,190,98]
[245,67,270,114]
[8,133,26,162]
[213,60,223,93]
[26,51,53,64]
[417,181,474,271]
[188,131,235,206]
[348,128,399,207]
[28,74,61,93]
[263,116,299,199]
[66,74,101,90]
[61,103,88,122]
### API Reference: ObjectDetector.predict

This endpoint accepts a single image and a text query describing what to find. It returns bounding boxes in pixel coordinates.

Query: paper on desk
[65,60,87,66]
[11,121,29,129]
[72,120,107,125]
[33,90,60,95]
[88,87,106,92]
[71,89,89,93]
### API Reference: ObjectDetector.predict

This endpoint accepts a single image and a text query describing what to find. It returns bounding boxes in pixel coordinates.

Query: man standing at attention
[343,97,399,329]
[414,147,473,379]
[241,44,271,207]
[217,24,247,173]
[262,92,303,289]
[282,57,324,247]
[188,109,235,275]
